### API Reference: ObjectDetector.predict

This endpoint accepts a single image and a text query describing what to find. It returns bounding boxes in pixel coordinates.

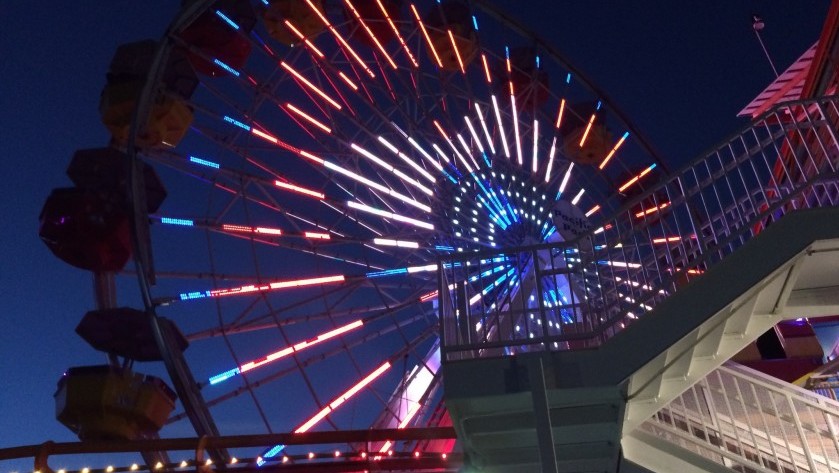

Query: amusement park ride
[4,0,839,471]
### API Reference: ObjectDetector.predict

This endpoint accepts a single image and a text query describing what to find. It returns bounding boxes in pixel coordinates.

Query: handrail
[644,362,839,473]
[439,95,839,360]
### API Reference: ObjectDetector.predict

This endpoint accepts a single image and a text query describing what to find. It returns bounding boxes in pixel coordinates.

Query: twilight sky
[0,1,829,471]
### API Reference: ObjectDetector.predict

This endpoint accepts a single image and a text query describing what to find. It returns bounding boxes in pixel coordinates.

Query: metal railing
[439,96,839,361]
[643,362,839,473]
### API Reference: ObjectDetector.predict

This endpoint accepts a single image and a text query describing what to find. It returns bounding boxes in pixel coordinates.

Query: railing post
[786,392,820,473]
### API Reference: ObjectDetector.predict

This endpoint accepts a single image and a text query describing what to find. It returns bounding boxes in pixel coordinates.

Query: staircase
[438,96,839,472]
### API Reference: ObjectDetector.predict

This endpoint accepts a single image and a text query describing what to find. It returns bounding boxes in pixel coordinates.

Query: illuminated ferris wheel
[39,0,666,466]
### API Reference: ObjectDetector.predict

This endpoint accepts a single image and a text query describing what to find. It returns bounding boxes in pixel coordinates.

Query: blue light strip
[223,115,250,131]
[213,58,241,77]
[365,268,408,278]
[477,195,508,230]
[566,73,572,84]
[179,290,211,301]
[214,10,240,30]
[258,444,286,466]
[161,217,195,226]
[189,156,220,169]
[209,367,240,385]
[435,245,455,252]
[481,151,492,169]
[472,15,479,31]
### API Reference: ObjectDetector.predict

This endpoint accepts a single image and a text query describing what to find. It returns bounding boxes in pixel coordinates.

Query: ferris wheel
[39,0,666,466]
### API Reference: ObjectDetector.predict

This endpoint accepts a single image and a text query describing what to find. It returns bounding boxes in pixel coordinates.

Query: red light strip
[222,224,283,236]
[578,113,596,147]
[295,361,392,433]
[599,132,629,170]
[305,0,375,78]
[286,103,332,134]
[652,236,682,244]
[376,0,418,67]
[617,163,656,193]
[337,71,359,91]
[208,275,345,298]
[634,202,671,218]
[283,20,325,58]
[274,180,326,199]
[344,0,397,69]
[419,290,438,302]
[411,4,442,68]
[239,320,363,375]
[280,61,342,110]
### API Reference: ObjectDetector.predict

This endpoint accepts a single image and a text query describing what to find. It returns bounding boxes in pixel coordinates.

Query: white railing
[643,362,839,473]
[440,96,839,361]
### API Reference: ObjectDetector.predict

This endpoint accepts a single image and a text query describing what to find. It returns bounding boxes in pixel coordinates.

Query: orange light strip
[652,236,682,244]
[283,20,325,58]
[295,361,392,433]
[344,0,397,69]
[599,131,630,170]
[617,163,657,193]
[280,61,342,110]
[578,113,596,147]
[554,99,566,129]
[304,0,375,78]
[376,0,418,67]
[286,103,332,134]
[585,205,600,217]
[337,71,359,91]
[411,4,442,67]
[447,30,466,74]
[481,53,492,83]
[634,202,671,218]
[252,128,279,144]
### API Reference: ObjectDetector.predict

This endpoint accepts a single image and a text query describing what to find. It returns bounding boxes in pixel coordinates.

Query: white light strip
[531,119,539,173]
[350,143,433,196]
[455,133,480,170]
[407,137,444,171]
[558,163,574,195]
[373,238,420,248]
[511,94,523,165]
[324,161,430,212]
[464,116,485,154]
[377,136,436,183]
[545,136,557,183]
[348,201,434,230]
[474,103,496,155]
[571,188,585,205]
[491,95,511,158]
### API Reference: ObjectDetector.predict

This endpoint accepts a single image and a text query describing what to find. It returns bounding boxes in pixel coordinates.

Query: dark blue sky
[0,1,829,471]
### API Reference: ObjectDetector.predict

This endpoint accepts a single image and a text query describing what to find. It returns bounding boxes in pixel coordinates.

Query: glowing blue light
[223,115,250,131]
[209,368,240,385]
[443,169,458,184]
[366,268,408,278]
[566,73,572,84]
[596,100,602,110]
[162,217,194,226]
[259,444,286,466]
[179,290,211,301]
[505,46,510,59]
[215,10,240,30]
[213,58,241,77]
[472,15,479,30]
[481,152,492,169]
[189,156,220,169]
[435,245,455,252]
[536,55,541,68]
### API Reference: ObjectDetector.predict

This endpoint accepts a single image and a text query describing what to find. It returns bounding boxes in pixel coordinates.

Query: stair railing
[440,96,839,361]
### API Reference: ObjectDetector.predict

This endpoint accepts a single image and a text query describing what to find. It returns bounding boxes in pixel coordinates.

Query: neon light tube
[295,362,391,433]
[376,0,418,67]
[474,104,496,154]
[337,71,359,90]
[222,224,283,235]
[491,95,511,158]
[348,201,434,230]
[283,20,325,58]
[406,137,444,171]
[618,163,657,193]
[652,236,681,244]
[599,131,630,170]
[511,92,523,165]
[280,61,342,110]
[251,127,279,144]
[545,137,557,182]
[209,320,363,384]
[585,205,600,217]
[286,103,331,133]
[447,30,466,74]
[531,119,539,173]
[481,53,492,83]
[304,231,331,239]
[455,133,480,170]
[464,116,485,154]
[634,202,670,218]
[554,99,566,129]
[274,180,325,199]
[304,0,375,78]
[433,121,473,173]
[323,160,430,212]
[557,163,574,198]
[373,238,420,248]
[578,113,596,146]
[571,188,585,205]
[377,136,435,183]
[350,143,433,197]
[180,275,345,301]
[410,4,442,67]
[344,0,397,69]
[189,156,220,169]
